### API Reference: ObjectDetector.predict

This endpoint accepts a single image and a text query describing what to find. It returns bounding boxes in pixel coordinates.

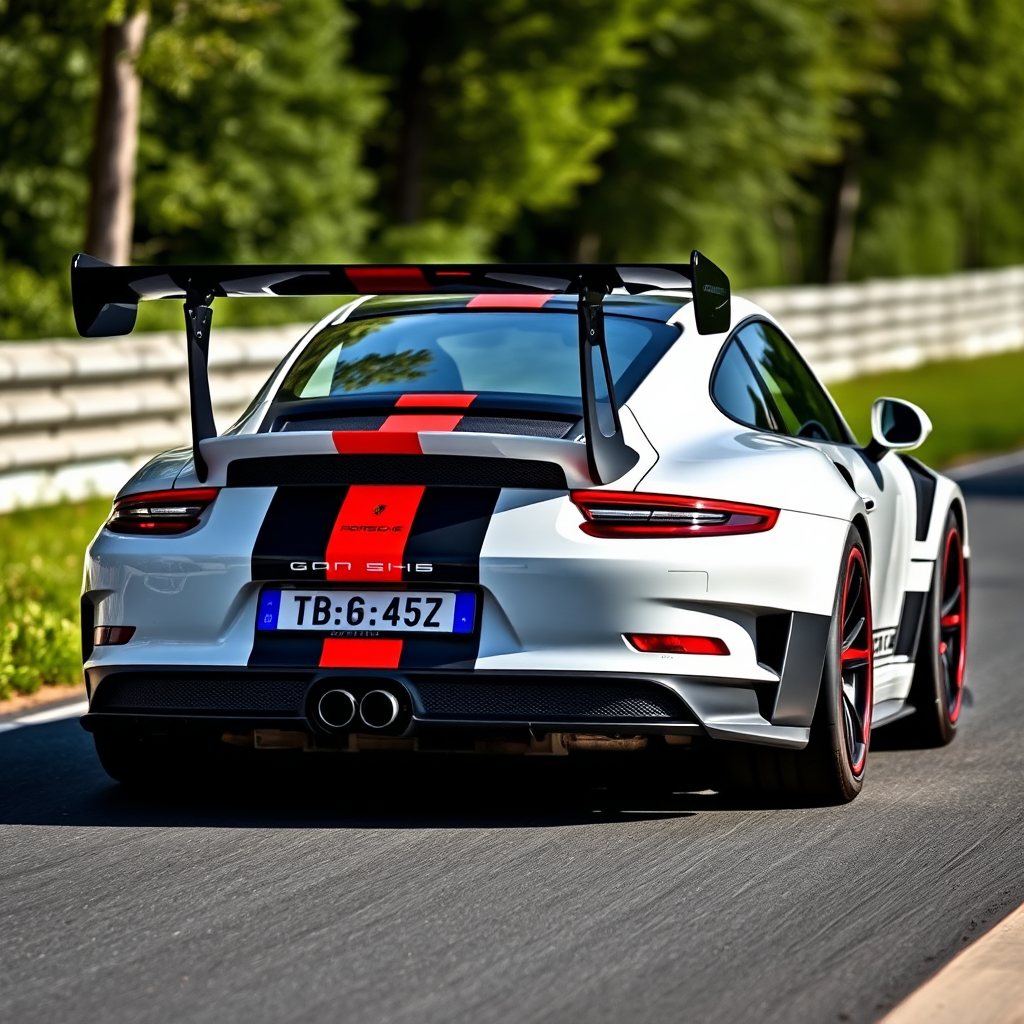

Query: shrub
[0,499,108,699]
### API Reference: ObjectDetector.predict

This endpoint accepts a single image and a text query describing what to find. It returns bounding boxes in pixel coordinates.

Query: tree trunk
[394,7,437,226]
[823,142,862,284]
[85,9,149,265]
[772,204,803,284]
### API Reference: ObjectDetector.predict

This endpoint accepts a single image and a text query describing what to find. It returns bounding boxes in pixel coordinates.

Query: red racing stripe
[326,484,425,582]
[395,393,476,408]
[466,294,553,309]
[332,431,423,454]
[320,637,403,668]
[380,414,463,432]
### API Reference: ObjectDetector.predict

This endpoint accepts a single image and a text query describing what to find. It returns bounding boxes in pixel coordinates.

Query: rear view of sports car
[73,253,968,802]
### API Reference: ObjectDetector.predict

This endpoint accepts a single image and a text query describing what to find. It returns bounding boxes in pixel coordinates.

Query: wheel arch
[851,512,872,569]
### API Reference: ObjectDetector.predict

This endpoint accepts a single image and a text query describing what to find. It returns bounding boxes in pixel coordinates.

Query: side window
[736,322,849,442]
[711,338,777,431]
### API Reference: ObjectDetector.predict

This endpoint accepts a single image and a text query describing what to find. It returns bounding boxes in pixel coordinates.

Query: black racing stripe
[402,487,500,585]
[399,636,480,670]
[251,486,349,582]
[398,486,498,671]
[249,633,325,668]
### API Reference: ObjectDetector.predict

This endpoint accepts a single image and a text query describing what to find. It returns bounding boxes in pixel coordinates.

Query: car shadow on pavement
[0,718,756,830]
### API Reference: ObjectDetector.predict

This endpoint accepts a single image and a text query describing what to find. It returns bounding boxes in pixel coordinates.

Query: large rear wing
[70,252,731,484]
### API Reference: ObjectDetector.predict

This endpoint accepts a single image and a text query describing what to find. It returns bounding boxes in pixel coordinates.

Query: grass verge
[0,499,109,699]
[827,347,1024,468]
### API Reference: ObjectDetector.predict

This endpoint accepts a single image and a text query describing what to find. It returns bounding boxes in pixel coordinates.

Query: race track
[3,461,1024,1024]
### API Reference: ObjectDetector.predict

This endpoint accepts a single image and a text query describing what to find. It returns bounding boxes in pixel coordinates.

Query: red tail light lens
[106,488,219,535]
[570,490,778,538]
[626,634,730,655]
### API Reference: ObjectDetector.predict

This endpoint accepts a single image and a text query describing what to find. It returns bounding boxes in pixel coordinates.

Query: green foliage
[847,0,1024,278]
[351,0,662,259]
[828,348,1024,469]
[134,0,380,265]
[533,0,889,282]
[3,0,1024,341]
[0,2,98,337]
[0,0,379,338]
[0,498,109,698]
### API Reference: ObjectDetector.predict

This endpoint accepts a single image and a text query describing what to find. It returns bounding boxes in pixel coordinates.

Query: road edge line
[879,901,1024,1024]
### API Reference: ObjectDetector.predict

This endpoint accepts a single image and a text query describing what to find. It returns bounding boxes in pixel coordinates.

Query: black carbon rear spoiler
[70,252,730,484]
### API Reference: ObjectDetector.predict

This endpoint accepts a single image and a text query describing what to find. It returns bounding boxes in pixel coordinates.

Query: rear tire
[901,509,967,746]
[717,526,874,804]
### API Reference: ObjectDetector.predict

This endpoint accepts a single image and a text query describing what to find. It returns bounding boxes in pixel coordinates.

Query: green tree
[0,0,380,338]
[0,2,98,336]
[510,0,894,286]
[349,0,662,261]
[845,0,1024,279]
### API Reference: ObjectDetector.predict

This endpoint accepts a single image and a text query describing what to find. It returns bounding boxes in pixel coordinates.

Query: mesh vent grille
[282,416,386,432]
[280,415,573,438]
[92,675,310,715]
[454,417,573,438]
[412,680,686,721]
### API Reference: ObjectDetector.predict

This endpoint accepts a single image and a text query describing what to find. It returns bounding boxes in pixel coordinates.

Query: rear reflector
[626,634,730,655]
[94,625,136,646]
[106,488,219,535]
[570,490,778,538]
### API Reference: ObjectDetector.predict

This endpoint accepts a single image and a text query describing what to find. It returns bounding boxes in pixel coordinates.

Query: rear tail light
[106,488,219,535]
[570,490,778,538]
[626,634,730,655]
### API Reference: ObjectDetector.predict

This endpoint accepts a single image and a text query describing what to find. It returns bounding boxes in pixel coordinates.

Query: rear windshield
[276,311,679,404]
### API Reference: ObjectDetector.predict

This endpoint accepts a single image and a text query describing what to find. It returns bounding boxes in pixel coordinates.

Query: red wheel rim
[839,547,873,775]
[940,526,967,723]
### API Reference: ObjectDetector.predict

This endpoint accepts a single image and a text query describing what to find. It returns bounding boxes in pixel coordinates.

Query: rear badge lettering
[287,561,432,573]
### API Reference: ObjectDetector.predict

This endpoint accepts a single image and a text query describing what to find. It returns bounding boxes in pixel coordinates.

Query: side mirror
[865,397,932,462]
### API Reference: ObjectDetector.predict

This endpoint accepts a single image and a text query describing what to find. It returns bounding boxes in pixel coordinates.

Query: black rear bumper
[82,665,703,737]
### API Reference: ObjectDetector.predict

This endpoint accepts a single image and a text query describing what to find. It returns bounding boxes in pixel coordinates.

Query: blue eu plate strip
[452,591,476,634]
[257,590,280,631]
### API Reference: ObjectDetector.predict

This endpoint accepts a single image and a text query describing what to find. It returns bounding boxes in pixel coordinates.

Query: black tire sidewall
[809,526,871,802]
[910,510,963,746]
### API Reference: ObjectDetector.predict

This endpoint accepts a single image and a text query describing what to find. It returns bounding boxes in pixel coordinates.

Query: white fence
[2,263,1024,512]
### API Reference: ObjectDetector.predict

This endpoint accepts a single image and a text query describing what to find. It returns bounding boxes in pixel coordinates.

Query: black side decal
[249,633,326,668]
[895,589,928,658]
[399,636,482,671]
[899,455,937,541]
[251,486,349,581]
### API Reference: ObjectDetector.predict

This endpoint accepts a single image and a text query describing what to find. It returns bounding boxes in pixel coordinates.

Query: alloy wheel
[939,526,967,723]
[839,548,873,775]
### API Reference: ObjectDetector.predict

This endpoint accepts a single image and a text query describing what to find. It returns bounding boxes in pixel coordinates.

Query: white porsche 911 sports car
[72,252,968,802]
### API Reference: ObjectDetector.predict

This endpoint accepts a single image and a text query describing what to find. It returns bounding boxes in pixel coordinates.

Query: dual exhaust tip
[317,688,400,731]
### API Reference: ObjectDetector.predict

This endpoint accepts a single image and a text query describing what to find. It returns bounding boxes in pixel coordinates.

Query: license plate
[257,589,476,635]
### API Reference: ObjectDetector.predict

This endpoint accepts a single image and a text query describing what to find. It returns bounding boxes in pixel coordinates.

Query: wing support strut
[184,284,217,482]
[577,279,639,483]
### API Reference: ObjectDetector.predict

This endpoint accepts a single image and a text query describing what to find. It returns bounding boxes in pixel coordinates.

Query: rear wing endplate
[70,253,730,484]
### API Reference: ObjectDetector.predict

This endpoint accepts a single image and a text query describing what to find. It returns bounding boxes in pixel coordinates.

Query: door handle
[859,495,876,512]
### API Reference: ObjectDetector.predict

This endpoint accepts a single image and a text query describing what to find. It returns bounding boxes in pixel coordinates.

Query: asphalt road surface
[3,461,1024,1024]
